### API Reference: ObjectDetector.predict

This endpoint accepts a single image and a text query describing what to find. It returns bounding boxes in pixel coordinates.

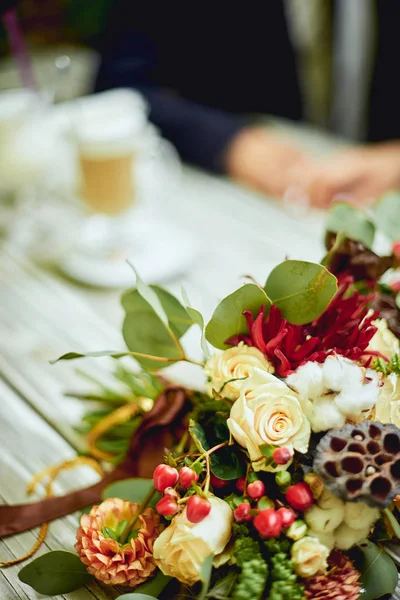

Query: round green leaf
[102,478,160,508]
[373,192,400,241]
[133,571,171,597]
[358,541,398,600]
[325,202,375,248]
[122,286,192,370]
[205,283,271,349]
[265,260,337,324]
[18,550,91,595]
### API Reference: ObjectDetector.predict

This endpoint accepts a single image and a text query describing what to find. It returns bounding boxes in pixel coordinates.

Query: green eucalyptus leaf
[122,286,191,370]
[198,554,214,600]
[102,478,160,508]
[128,263,169,326]
[373,192,400,241]
[116,594,158,600]
[51,349,134,363]
[358,541,398,600]
[18,550,91,595]
[181,285,211,358]
[325,202,375,248]
[205,283,271,349]
[206,570,237,599]
[134,571,172,597]
[265,260,337,325]
[189,420,209,453]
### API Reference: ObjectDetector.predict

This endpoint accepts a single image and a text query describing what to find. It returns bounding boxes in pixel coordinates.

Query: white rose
[205,342,274,400]
[369,319,400,361]
[376,374,400,427]
[153,496,232,585]
[291,536,329,578]
[227,369,310,471]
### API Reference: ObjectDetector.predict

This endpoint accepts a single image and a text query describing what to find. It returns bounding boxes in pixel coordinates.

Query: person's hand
[224,127,311,198]
[295,142,400,207]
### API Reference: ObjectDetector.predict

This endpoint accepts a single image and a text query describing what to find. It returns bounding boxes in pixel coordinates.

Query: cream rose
[153,496,232,585]
[369,318,400,361]
[376,373,400,427]
[205,342,274,400]
[291,536,329,578]
[227,369,310,471]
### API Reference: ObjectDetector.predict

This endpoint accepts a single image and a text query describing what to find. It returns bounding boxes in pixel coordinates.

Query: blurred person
[94,1,400,206]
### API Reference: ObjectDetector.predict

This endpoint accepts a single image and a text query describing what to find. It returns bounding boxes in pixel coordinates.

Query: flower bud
[186,495,212,523]
[236,477,246,493]
[254,509,282,538]
[277,507,296,528]
[163,487,180,500]
[275,470,291,489]
[393,240,400,260]
[234,502,253,523]
[286,482,313,511]
[303,472,324,500]
[286,519,307,540]
[179,467,199,489]
[153,464,179,492]
[272,447,293,465]
[210,474,228,488]
[156,496,179,517]
[247,480,265,500]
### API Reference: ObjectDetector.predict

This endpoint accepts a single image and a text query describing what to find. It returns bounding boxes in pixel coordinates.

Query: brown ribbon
[0,385,189,538]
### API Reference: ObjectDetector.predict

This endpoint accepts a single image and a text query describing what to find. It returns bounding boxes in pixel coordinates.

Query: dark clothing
[95,1,400,172]
[95,2,302,172]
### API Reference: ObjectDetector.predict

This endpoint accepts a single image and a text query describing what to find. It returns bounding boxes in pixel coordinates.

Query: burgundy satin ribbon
[0,386,188,538]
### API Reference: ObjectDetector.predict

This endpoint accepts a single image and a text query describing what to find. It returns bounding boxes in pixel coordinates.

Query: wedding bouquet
[13,198,400,600]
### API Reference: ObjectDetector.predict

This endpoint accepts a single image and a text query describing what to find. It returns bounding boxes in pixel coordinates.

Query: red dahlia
[226,277,378,377]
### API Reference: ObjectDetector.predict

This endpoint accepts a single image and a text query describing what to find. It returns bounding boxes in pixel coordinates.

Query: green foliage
[189,419,245,480]
[356,541,398,600]
[373,354,400,376]
[122,284,192,370]
[206,570,237,599]
[232,537,269,600]
[18,551,92,595]
[265,260,337,325]
[266,553,304,600]
[373,192,400,241]
[181,285,210,357]
[325,202,375,248]
[102,478,160,508]
[198,555,214,600]
[133,571,172,598]
[205,283,271,349]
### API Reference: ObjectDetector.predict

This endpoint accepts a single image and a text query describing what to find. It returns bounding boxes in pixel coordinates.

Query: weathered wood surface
[1,165,399,598]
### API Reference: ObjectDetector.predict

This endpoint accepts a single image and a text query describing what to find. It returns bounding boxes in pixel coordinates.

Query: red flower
[226,277,378,377]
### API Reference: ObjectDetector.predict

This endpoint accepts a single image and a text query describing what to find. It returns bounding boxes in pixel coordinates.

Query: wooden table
[1,160,398,598]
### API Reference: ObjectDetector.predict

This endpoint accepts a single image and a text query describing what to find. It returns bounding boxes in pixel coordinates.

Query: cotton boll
[334,523,371,550]
[305,505,344,533]
[322,356,350,391]
[343,502,380,530]
[334,385,378,420]
[311,397,346,433]
[307,529,335,552]
[317,489,345,511]
[286,362,324,399]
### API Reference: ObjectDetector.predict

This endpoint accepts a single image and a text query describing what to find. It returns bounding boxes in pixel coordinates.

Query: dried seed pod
[313,421,400,508]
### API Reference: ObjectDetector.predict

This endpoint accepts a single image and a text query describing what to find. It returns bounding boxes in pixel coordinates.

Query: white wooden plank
[0,378,119,599]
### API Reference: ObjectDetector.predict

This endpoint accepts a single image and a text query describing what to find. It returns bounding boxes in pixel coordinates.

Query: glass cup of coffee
[62,89,181,287]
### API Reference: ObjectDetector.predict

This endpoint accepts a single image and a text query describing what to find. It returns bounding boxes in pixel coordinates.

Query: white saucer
[58,218,198,288]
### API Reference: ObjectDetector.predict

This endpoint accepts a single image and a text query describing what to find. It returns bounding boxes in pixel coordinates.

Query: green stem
[119,487,157,544]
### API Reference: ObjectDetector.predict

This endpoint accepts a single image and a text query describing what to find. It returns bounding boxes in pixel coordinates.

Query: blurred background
[1,0,400,290]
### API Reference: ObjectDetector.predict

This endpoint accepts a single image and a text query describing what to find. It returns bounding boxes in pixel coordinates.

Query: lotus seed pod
[313,421,400,508]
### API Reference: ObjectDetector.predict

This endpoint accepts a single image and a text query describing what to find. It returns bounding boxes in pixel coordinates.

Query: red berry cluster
[233,477,313,539]
[153,463,212,523]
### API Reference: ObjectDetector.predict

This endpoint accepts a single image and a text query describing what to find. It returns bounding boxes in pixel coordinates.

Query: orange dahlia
[75,497,162,587]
